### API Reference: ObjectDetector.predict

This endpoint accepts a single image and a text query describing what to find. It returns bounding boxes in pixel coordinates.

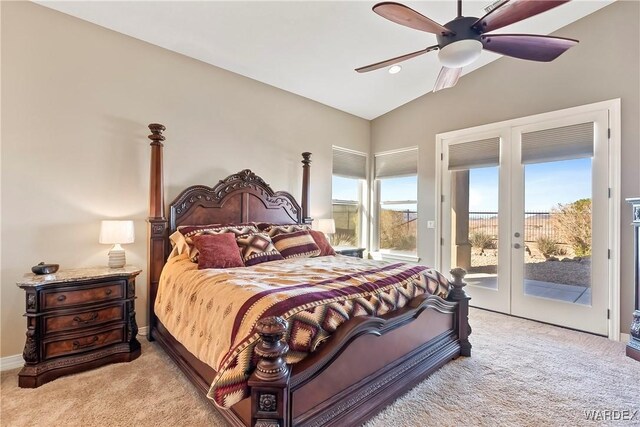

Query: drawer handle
[72,336,99,350]
[57,295,67,302]
[73,312,99,325]
[105,289,113,296]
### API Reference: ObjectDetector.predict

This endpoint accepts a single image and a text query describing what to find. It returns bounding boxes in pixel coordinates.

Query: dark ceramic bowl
[32,262,59,275]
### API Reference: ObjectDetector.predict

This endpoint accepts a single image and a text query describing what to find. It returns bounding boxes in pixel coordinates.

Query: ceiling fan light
[438,39,483,68]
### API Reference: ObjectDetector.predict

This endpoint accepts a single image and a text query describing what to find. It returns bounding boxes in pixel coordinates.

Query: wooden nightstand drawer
[43,325,125,360]
[42,281,124,310]
[43,304,125,334]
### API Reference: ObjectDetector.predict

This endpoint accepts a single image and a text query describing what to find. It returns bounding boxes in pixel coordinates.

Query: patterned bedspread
[155,254,450,408]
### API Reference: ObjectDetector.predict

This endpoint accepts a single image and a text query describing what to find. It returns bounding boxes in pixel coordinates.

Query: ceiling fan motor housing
[436,16,482,48]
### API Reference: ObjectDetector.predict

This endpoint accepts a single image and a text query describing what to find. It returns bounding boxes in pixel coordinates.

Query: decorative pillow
[264,224,311,237]
[308,230,336,256]
[236,233,284,266]
[192,233,244,269]
[177,224,259,261]
[271,230,321,259]
[168,230,190,259]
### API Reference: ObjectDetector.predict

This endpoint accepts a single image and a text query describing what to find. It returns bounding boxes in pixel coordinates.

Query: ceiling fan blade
[355,45,439,73]
[373,2,453,36]
[481,34,578,62]
[473,0,570,33]
[433,66,462,92]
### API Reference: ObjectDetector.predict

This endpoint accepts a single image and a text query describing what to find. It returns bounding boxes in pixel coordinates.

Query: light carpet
[2,309,639,426]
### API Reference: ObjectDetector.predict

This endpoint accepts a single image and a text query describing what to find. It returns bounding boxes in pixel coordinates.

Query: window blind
[448,137,500,171]
[375,148,418,178]
[332,147,367,179]
[521,122,594,164]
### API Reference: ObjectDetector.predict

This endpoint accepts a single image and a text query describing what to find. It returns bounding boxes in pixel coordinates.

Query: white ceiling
[37,0,614,119]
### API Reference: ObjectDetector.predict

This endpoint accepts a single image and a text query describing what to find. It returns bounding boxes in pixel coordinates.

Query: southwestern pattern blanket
[155,255,450,408]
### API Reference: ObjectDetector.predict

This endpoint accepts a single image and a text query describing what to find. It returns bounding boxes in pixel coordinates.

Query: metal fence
[469,211,561,242]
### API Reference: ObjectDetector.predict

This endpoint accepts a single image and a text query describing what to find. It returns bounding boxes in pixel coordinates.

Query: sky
[470,158,592,212]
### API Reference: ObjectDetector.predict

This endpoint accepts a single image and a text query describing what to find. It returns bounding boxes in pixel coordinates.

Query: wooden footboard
[248,268,471,427]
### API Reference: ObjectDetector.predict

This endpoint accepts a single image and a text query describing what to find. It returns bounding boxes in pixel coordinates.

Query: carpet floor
[2,308,639,426]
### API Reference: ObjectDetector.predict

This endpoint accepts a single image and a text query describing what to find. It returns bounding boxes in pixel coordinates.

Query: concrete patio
[467,274,591,305]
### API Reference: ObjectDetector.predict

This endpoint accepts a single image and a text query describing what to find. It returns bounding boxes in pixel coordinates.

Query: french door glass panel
[442,131,511,313]
[510,111,609,335]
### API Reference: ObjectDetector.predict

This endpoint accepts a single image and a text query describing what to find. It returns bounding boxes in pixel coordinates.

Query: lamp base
[107,244,126,268]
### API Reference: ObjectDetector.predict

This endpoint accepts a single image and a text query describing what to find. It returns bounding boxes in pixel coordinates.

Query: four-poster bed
[145,123,471,427]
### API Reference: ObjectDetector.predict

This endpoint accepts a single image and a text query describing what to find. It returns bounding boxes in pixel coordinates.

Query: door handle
[514,232,521,238]
[513,243,522,249]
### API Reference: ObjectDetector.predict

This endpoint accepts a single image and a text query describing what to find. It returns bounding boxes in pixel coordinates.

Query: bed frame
[145,123,471,427]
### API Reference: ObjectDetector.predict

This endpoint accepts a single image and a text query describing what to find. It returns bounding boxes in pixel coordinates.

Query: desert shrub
[551,198,592,257]
[379,209,417,251]
[536,236,565,258]
[332,232,357,247]
[469,232,495,250]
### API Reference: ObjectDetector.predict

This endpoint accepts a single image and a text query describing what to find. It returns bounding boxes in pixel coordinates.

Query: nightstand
[17,266,142,388]
[335,248,365,258]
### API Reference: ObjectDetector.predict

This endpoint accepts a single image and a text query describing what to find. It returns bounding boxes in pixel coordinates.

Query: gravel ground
[469,245,591,287]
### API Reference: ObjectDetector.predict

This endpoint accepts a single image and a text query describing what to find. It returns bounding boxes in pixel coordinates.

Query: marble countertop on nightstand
[17,265,142,288]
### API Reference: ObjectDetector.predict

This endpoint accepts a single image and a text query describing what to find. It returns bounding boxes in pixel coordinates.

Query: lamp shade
[314,218,336,235]
[99,220,135,244]
[438,39,483,68]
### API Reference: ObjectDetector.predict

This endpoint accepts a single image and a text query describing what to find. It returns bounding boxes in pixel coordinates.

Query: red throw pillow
[309,230,336,256]
[192,233,245,269]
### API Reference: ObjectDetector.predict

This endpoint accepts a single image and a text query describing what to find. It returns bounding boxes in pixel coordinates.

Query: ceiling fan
[356,0,578,92]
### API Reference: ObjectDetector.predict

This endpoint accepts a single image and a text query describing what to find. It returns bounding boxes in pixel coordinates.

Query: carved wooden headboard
[169,170,302,232]
[145,123,312,339]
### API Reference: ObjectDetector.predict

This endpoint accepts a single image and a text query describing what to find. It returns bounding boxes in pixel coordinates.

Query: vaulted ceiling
[38,1,614,119]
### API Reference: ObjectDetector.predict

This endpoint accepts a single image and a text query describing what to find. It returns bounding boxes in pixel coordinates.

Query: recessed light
[388,65,402,74]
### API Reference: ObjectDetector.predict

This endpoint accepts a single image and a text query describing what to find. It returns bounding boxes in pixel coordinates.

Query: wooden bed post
[301,152,312,224]
[248,316,291,427]
[448,267,472,357]
[147,123,168,341]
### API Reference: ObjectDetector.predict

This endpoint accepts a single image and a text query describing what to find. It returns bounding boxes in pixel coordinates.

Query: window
[375,148,418,256]
[332,147,367,248]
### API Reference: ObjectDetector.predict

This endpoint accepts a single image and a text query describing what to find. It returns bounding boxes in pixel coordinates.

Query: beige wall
[371,1,640,329]
[0,2,370,357]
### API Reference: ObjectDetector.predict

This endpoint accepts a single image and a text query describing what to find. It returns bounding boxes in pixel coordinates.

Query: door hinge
[608,188,611,198]
[608,249,611,259]
[441,237,444,246]
[441,153,444,160]
[441,195,445,203]
[607,128,611,139]
[607,309,610,319]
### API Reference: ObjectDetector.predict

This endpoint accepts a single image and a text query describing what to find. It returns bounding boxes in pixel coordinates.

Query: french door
[440,107,612,336]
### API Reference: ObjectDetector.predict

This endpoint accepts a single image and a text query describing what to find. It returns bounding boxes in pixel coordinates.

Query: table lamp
[314,218,336,243]
[99,220,135,268]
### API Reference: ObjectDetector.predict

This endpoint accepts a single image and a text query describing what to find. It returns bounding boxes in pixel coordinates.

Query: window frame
[373,147,419,262]
[376,175,419,259]
[331,147,369,250]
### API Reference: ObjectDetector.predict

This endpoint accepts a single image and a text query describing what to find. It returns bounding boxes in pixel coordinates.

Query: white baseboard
[1,326,150,372]
[620,333,630,342]
[0,354,24,372]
